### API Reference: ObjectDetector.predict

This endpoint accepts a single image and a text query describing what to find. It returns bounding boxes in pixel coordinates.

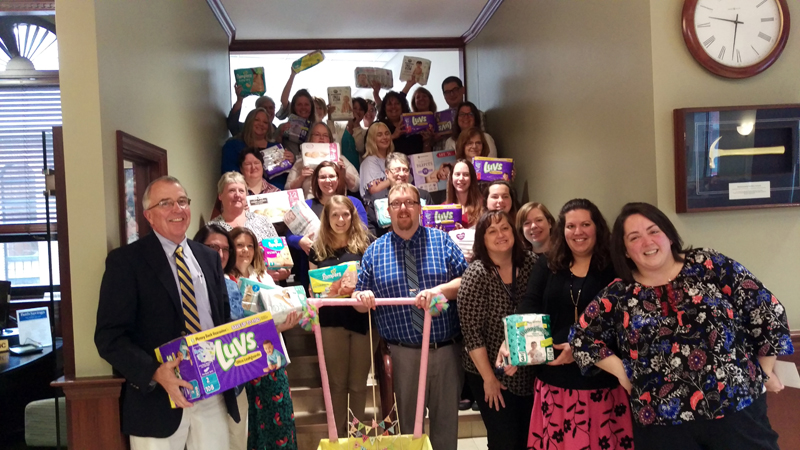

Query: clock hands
[707,15,745,61]
[708,16,745,25]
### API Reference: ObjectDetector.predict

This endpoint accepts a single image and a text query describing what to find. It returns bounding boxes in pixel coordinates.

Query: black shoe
[471,401,480,411]
[458,399,472,411]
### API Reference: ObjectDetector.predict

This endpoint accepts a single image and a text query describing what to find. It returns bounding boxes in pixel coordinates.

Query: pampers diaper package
[154,311,288,406]
[309,261,360,298]
[503,314,554,366]
[473,157,514,182]
[421,204,462,232]
[409,150,456,193]
[234,67,266,96]
[261,237,293,269]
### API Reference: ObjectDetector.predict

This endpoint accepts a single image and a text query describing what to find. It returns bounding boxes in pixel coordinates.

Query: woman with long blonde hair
[360,122,396,199]
[308,195,373,436]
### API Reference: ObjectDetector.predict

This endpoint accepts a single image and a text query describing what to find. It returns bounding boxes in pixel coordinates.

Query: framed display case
[674,104,800,213]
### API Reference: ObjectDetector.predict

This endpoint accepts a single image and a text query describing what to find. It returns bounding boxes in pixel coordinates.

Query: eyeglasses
[443,88,461,96]
[389,200,420,209]
[207,244,230,254]
[389,167,410,175]
[458,112,474,118]
[147,197,191,210]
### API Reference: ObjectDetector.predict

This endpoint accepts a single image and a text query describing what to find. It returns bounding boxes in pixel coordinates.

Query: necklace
[569,272,585,322]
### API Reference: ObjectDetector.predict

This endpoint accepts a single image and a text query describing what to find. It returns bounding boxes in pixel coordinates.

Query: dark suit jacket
[94,232,240,438]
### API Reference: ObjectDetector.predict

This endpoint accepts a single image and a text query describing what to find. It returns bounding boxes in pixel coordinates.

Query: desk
[0,337,63,444]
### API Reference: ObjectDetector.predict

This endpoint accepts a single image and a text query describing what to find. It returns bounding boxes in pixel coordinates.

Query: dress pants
[465,371,533,450]
[129,395,229,450]
[320,326,375,436]
[390,343,464,450]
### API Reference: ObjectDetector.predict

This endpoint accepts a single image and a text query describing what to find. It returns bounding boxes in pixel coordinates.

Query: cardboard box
[233,67,266,96]
[154,311,288,406]
[399,56,431,86]
[309,261,360,298]
[401,112,435,135]
[421,204,462,232]
[327,86,353,121]
[503,314,554,366]
[409,150,456,193]
[248,189,304,223]
[261,237,293,269]
[354,67,394,89]
[473,157,514,182]
[300,142,340,169]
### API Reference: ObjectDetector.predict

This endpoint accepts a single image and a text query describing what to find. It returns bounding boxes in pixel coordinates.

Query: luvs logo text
[435,211,454,222]
[411,116,429,126]
[485,163,504,173]
[216,332,257,371]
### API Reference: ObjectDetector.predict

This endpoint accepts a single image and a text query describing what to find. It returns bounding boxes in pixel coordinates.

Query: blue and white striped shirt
[356,226,468,344]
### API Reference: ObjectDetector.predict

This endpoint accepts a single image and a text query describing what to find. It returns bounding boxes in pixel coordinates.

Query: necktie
[403,241,424,334]
[175,246,201,334]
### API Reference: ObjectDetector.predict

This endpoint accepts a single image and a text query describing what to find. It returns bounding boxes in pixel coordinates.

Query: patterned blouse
[570,248,793,427]
[208,210,278,243]
[457,251,538,396]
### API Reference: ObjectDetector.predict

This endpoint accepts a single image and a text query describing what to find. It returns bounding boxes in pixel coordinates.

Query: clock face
[693,0,784,67]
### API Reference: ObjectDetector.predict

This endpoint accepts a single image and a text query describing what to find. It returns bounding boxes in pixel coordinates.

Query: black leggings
[633,395,780,450]
[465,371,533,450]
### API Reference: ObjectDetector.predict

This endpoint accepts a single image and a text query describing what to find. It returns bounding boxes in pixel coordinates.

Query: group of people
[93,68,793,450]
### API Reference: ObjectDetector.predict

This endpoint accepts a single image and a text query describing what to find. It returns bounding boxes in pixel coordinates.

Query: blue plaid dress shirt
[356,226,468,344]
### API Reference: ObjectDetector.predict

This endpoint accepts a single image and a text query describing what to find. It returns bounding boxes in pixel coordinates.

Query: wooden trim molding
[230,37,465,53]
[462,0,504,44]
[52,126,75,377]
[0,0,54,13]
[206,0,235,43]
[52,376,126,450]
[116,130,168,246]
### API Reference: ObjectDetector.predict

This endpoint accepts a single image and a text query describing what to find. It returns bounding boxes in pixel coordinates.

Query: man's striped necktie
[403,242,424,334]
[175,246,201,334]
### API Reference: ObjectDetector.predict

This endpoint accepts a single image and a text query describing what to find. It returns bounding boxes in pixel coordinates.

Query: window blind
[0,86,61,226]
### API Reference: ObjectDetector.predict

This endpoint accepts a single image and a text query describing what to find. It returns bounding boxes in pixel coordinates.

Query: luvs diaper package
[502,314,554,366]
[309,261,360,298]
[401,112,435,135]
[248,189,303,223]
[261,237,293,269]
[409,150,456,193]
[421,204,462,232]
[435,109,455,134]
[300,142,340,169]
[473,157,514,182]
[154,311,288,406]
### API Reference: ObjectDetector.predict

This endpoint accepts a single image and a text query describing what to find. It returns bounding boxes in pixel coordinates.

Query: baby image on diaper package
[261,237,293,269]
[154,311,288,407]
[399,56,431,86]
[309,261,360,298]
[503,314,554,366]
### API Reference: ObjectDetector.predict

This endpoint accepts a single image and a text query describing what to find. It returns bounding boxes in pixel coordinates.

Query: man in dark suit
[95,176,238,450]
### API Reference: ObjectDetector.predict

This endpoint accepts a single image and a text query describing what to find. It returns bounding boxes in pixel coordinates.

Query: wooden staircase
[283,327,486,450]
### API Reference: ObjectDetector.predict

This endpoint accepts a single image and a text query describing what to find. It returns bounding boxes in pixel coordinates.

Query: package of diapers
[283,200,320,239]
[309,261,360,298]
[261,237,293,269]
[421,204,462,232]
[354,67,394,89]
[258,285,306,324]
[327,86,353,121]
[448,228,475,260]
[154,311,286,406]
[473,157,514,182]
[503,314,554,366]
[260,144,293,179]
[234,67,266,96]
[401,112,435,135]
[300,142,340,169]
[248,189,304,223]
[399,56,431,86]
[291,50,324,73]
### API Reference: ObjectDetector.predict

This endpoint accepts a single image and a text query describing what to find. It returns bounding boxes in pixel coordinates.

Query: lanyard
[493,264,517,300]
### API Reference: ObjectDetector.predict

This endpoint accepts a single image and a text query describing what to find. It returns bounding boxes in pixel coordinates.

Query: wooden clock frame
[681,0,791,79]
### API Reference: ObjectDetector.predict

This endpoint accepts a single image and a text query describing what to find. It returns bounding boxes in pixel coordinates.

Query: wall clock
[682,0,791,78]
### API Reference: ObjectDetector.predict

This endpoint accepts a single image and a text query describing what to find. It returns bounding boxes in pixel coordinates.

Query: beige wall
[467,0,799,327]
[465,0,658,216]
[57,1,231,377]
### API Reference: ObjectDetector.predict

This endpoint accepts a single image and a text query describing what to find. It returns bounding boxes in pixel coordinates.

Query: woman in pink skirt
[503,198,634,449]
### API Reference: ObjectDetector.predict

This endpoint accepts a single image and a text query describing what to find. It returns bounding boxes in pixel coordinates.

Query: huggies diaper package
[154,311,288,406]
[503,314,554,366]
[473,157,514,182]
[309,261,360,298]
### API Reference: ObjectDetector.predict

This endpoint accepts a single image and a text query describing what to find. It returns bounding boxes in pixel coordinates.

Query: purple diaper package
[401,112,435,135]
[260,144,293,179]
[473,157,514,182]
[421,204,463,232]
[435,109,455,134]
[154,311,288,407]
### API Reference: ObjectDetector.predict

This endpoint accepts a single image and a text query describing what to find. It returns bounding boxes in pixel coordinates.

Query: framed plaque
[674,104,800,213]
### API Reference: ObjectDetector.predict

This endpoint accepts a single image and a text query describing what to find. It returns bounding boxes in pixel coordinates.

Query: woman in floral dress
[571,202,792,450]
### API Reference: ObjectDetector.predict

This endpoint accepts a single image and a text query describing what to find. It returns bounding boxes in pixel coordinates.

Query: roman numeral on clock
[703,36,716,48]
[758,32,772,42]
[718,46,726,60]
[761,17,775,22]
[697,22,711,28]
[736,50,742,63]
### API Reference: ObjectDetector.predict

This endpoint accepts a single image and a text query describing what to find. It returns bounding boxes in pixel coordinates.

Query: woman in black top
[378,91,428,155]
[458,210,537,450]
[308,195,373,436]
[508,198,634,450]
